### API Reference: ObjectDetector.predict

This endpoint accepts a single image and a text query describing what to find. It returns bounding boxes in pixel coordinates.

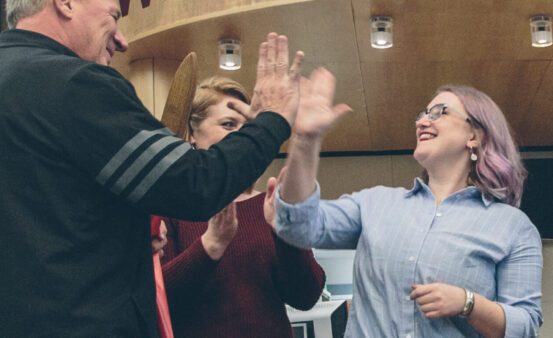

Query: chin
[413,147,428,166]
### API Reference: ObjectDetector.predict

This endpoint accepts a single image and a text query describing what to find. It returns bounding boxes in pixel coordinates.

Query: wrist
[201,233,230,261]
[459,288,475,317]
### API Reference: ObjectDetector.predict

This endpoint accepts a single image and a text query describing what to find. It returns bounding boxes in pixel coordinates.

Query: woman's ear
[466,128,482,150]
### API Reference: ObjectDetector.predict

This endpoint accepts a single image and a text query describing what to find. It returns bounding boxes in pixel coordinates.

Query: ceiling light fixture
[218,39,241,70]
[530,15,553,48]
[370,16,393,49]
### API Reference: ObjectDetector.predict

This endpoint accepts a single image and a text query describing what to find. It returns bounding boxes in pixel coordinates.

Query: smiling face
[413,91,478,170]
[190,95,249,149]
[70,0,128,65]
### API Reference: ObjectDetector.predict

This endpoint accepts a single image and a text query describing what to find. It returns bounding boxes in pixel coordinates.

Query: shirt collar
[0,29,80,60]
[405,177,493,207]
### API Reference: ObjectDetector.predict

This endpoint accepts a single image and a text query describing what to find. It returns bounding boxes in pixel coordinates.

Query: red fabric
[153,253,174,338]
[151,217,174,338]
[158,193,326,338]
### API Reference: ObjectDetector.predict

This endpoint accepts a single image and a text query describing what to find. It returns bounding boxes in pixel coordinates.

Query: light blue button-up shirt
[275,179,543,338]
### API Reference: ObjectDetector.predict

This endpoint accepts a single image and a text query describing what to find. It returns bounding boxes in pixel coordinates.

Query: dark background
[1,0,7,31]
[521,158,553,238]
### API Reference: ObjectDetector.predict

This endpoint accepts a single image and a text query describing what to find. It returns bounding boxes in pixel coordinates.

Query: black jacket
[0,29,290,337]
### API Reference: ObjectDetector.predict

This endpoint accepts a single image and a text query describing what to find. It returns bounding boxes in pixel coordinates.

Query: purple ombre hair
[425,85,527,207]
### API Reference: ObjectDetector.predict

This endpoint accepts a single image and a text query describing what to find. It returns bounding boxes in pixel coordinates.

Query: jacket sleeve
[273,233,326,310]
[59,64,290,221]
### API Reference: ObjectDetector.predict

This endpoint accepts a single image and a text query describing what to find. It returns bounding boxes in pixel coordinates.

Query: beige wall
[255,153,553,335]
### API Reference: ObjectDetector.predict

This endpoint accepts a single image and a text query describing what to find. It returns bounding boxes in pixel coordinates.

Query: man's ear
[53,0,74,19]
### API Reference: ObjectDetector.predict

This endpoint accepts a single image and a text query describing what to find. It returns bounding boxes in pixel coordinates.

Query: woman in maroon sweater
[156,76,326,338]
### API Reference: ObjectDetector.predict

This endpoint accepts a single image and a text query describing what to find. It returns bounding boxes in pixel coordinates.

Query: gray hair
[6,0,47,29]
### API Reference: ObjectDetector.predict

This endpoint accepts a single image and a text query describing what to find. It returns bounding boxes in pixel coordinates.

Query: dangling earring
[469,147,478,162]
[191,143,196,150]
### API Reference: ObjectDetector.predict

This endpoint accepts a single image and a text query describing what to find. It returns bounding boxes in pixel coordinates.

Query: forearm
[273,234,326,309]
[280,135,323,204]
[142,112,290,220]
[200,232,231,261]
[467,294,506,338]
[162,238,219,298]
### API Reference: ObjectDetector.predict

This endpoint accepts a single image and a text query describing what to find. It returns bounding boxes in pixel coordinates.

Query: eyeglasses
[415,103,472,125]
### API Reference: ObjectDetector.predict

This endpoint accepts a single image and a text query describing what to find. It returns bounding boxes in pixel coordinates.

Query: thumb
[266,176,277,200]
[333,103,352,117]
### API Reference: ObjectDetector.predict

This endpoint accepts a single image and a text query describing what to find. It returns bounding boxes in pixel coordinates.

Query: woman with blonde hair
[154,76,326,338]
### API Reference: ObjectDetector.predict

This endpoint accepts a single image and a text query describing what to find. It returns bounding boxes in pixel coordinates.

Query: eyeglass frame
[415,103,476,127]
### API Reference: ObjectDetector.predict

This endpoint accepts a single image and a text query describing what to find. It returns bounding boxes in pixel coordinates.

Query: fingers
[159,220,167,236]
[266,33,277,76]
[410,284,432,300]
[333,103,353,117]
[266,176,278,199]
[224,202,237,226]
[311,67,336,105]
[289,51,304,82]
[256,42,268,79]
[276,35,289,77]
[227,100,254,120]
[300,76,312,98]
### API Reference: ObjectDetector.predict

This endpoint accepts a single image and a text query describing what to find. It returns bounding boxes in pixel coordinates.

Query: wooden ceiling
[112,0,553,152]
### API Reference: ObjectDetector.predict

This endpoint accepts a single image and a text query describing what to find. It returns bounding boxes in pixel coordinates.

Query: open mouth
[418,132,436,141]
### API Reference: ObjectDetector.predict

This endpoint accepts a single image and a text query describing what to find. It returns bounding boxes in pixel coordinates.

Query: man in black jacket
[0,0,304,336]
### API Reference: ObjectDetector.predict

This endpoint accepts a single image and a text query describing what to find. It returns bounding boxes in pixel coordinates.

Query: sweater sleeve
[158,218,219,302]
[273,232,326,310]
[59,64,290,221]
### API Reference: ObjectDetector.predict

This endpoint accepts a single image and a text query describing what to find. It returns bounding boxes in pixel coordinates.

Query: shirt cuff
[274,183,321,249]
[499,303,540,338]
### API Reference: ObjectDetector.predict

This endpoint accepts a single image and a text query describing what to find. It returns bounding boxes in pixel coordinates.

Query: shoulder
[487,202,541,245]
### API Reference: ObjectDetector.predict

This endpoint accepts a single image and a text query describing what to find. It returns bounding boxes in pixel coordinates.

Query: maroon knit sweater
[158,192,326,338]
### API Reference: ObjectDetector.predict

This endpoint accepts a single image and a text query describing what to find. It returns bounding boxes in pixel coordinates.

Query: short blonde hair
[187,76,250,141]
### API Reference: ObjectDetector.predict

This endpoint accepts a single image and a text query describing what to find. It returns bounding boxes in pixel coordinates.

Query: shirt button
[406,334,412,338]
[405,295,411,301]
[408,256,415,262]
[436,212,442,217]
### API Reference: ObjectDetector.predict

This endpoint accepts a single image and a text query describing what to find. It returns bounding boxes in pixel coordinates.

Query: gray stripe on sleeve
[96,128,173,185]
[127,143,192,203]
[111,135,183,194]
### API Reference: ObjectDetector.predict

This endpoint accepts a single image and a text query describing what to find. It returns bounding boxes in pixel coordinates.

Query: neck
[234,189,261,202]
[426,159,471,204]
[16,7,71,52]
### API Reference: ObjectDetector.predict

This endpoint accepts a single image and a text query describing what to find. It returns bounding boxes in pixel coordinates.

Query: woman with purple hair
[270,79,543,337]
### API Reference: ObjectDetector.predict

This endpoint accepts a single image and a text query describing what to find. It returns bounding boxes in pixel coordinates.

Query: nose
[114,29,128,52]
[415,115,432,128]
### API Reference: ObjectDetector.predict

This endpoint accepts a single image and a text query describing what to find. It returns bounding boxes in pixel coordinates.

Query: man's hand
[249,32,304,127]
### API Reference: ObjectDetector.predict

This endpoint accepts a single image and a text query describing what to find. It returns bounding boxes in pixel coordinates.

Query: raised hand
[410,283,467,319]
[200,203,238,260]
[249,32,304,127]
[293,67,351,139]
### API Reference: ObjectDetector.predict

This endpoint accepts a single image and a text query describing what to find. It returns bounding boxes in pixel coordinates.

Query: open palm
[294,68,351,139]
